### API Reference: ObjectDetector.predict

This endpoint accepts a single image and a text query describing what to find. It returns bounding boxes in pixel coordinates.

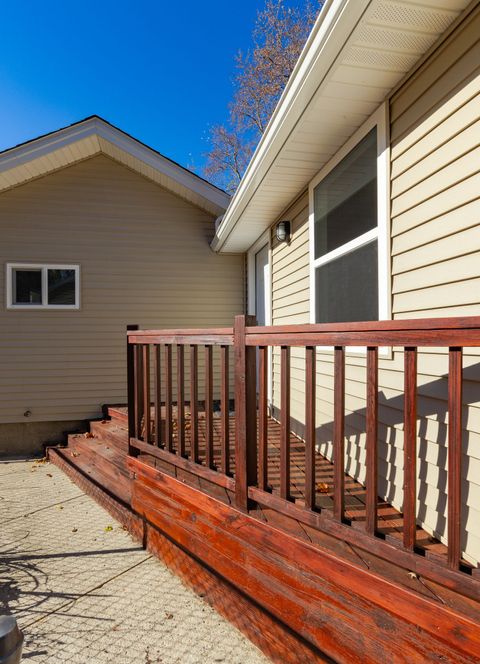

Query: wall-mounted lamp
[275,220,291,243]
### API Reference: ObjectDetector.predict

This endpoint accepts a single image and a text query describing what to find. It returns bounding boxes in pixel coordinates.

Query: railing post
[234,314,257,511]
[127,324,139,457]
[448,346,463,569]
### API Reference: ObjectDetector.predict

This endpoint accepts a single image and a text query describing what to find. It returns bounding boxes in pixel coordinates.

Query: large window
[310,108,389,324]
[6,264,80,309]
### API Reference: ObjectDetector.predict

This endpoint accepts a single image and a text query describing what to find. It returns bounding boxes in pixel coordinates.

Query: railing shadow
[0,537,142,656]
[274,355,480,563]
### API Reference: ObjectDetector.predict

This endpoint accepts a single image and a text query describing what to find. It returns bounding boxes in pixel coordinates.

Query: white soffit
[0,117,230,216]
[213,0,471,253]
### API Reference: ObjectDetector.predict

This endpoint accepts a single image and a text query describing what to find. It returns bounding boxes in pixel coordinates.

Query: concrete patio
[0,459,268,663]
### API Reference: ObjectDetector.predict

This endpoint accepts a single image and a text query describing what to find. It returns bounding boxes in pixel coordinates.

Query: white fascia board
[0,116,230,214]
[211,0,370,253]
[0,117,101,173]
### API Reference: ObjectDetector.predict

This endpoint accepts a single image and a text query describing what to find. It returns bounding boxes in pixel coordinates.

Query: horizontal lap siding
[271,193,310,434]
[389,4,480,564]
[0,155,243,424]
[267,5,480,566]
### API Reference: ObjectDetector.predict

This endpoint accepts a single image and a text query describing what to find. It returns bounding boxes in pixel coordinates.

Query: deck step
[106,405,128,425]
[89,420,128,451]
[66,435,132,505]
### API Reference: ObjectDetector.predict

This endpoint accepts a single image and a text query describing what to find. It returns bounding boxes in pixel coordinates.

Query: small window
[310,107,389,325]
[7,264,80,309]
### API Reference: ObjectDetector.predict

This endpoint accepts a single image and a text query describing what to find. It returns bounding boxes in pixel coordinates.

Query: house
[0,116,244,455]
[212,0,480,567]
[39,0,480,661]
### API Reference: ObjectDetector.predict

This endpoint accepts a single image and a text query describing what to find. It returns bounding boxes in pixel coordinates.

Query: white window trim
[6,263,81,310]
[247,230,271,323]
[247,230,273,404]
[308,102,391,351]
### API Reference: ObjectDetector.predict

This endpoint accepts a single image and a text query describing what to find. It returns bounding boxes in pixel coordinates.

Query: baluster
[177,345,185,457]
[190,345,199,462]
[126,324,139,456]
[305,346,316,511]
[142,345,151,443]
[258,346,268,491]
[448,346,463,569]
[165,344,173,452]
[366,346,378,536]
[134,344,144,440]
[403,347,417,550]
[333,346,345,521]
[221,345,230,475]
[205,345,214,468]
[234,315,257,511]
[154,345,162,447]
[280,345,291,501]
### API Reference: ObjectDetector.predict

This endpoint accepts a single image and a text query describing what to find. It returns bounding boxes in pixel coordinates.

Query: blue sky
[0,1,271,173]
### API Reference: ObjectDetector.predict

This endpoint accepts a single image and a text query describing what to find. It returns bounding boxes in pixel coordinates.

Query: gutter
[211,0,370,253]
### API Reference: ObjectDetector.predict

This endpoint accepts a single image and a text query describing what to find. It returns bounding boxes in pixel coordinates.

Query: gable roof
[0,116,230,216]
[212,0,472,252]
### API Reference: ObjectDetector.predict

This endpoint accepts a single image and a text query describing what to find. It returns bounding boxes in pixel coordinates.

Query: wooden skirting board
[127,456,480,664]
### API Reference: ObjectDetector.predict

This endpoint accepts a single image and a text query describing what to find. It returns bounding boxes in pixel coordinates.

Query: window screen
[314,128,377,260]
[313,127,379,324]
[315,241,378,323]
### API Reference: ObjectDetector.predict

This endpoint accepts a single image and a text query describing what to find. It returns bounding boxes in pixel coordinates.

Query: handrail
[128,327,234,347]
[246,316,480,346]
[128,317,480,347]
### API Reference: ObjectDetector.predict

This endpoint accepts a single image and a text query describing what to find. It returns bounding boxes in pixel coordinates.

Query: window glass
[48,269,76,305]
[315,240,378,323]
[314,128,377,259]
[13,269,42,304]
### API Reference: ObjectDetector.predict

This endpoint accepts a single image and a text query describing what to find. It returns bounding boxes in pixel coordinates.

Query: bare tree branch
[203,0,322,193]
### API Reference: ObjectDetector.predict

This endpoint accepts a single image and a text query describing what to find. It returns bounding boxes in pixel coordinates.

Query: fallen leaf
[165,613,174,620]
[104,525,113,532]
[316,482,329,493]
[71,452,79,458]
[46,473,52,478]
[408,571,419,580]
[85,432,95,439]
[72,528,78,533]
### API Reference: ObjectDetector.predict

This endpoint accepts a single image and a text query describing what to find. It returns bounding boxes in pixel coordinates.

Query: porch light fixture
[275,220,291,243]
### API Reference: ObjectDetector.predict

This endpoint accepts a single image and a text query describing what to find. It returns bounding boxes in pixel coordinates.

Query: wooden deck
[111,404,450,560]
[48,405,480,664]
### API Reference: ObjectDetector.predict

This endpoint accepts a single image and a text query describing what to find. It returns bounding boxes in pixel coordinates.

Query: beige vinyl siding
[266,4,480,565]
[271,192,309,431]
[387,3,480,563]
[0,154,244,424]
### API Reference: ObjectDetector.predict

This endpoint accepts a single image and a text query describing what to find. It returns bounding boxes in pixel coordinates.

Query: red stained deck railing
[127,314,480,597]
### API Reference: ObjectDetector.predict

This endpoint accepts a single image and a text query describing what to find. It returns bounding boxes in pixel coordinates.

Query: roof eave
[0,116,230,216]
[211,0,362,252]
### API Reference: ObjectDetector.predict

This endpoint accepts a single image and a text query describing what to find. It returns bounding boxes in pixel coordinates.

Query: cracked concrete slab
[0,460,269,663]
